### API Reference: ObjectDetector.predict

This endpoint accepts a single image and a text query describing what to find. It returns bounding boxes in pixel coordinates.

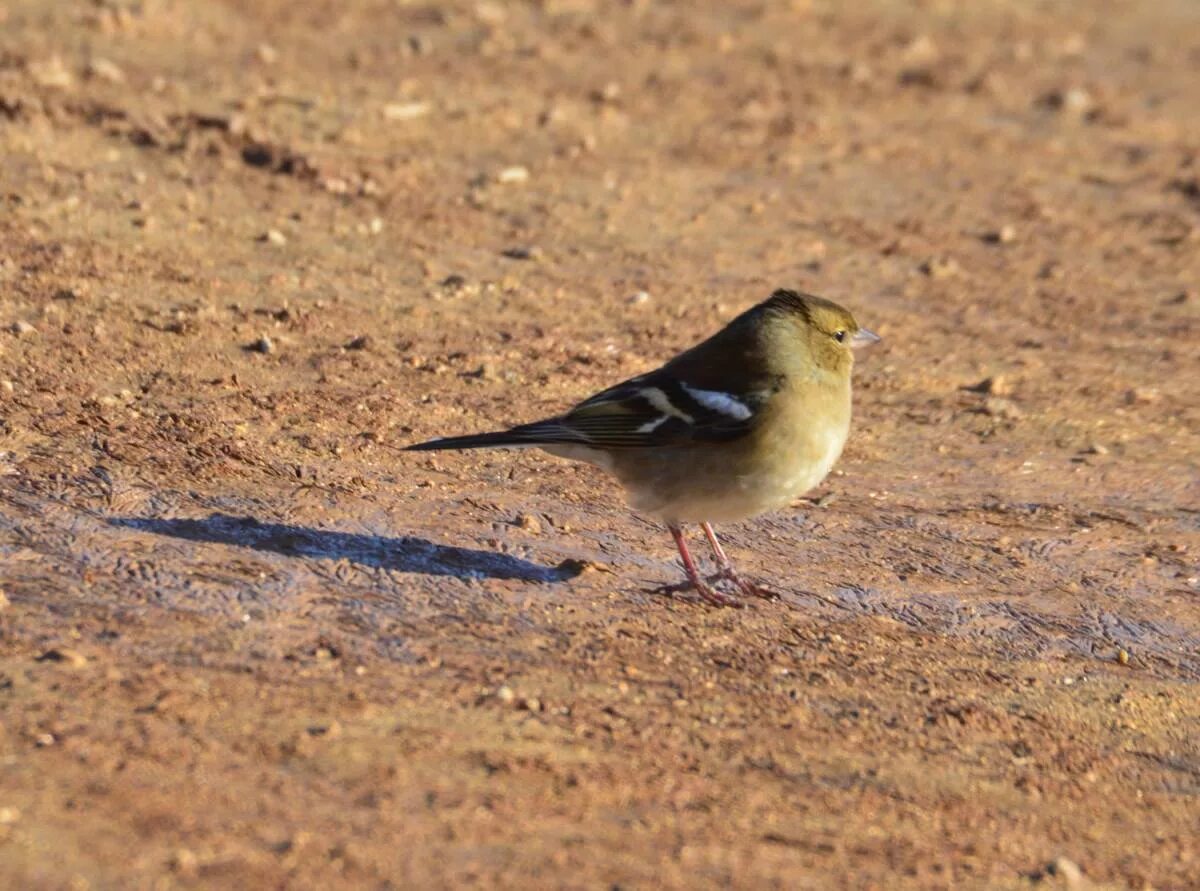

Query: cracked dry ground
[1,1,1198,889]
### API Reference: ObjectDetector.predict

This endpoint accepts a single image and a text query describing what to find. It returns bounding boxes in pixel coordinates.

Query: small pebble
[344,335,372,351]
[260,229,287,246]
[900,35,939,66]
[1084,443,1109,456]
[11,321,35,337]
[515,513,542,535]
[249,335,274,354]
[967,375,1012,396]
[1040,87,1094,117]
[627,290,651,306]
[1116,649,1129,666]
[1124,387,1159,405]
[1048,856,1084,888]
[496,165,530,184]
[307,720,342,738]
[87,57,125,84]
[28,55,73,89]
[1061,88,1094,115]
[591,81,621,103]
[36,647,88,668]
[0,807,19,824]
[501,246,541,261]
[495,685,516,704]
[0,590,9,609]
[470,362,498,381]
[382,101,431,121]
[983,224,1017,244]
[919,256,961,279]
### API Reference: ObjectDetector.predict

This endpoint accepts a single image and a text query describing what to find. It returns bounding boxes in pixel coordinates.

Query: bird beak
[851,328,881,349]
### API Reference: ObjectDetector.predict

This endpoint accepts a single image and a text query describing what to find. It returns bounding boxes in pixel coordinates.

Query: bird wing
[406,316,785,453]
[405,369,778,452]
[540,367,778,448]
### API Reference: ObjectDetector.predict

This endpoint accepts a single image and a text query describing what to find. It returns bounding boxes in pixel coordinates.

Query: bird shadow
[109,514,583,583]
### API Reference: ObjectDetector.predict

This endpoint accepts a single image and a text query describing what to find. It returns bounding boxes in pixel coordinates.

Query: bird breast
[740,400,850,509]
[606,382,851,524]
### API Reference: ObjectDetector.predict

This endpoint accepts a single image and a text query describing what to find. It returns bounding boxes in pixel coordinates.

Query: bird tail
[404,420,573,452]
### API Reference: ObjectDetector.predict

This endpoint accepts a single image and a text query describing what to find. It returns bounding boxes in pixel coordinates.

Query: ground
[1,1,1198,888]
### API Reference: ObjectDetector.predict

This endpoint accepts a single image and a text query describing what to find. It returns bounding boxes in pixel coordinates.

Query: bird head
[761,289,879,375]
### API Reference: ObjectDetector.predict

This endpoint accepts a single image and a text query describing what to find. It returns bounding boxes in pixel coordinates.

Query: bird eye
[834,330,846,343]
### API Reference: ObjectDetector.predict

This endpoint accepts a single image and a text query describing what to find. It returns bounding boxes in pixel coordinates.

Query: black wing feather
[407,369,777,452]
[558,370,765,448]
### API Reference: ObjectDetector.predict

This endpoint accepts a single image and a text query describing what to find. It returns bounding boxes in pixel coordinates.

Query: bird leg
[700,522,776,600]
[657,525,743,608]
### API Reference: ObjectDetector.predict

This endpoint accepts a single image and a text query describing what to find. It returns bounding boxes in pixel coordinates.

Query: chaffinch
[407,288,879,606]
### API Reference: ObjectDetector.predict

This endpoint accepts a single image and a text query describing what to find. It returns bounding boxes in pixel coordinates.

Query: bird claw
[694,583,746,609]
[651,579,747,609]
[706,569,778,601]
[650,564,780,608]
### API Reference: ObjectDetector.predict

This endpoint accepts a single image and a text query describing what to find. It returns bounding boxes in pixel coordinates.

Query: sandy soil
[1,1,1198,888]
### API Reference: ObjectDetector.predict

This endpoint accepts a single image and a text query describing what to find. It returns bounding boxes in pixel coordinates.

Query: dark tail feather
[404,430,531,451]
[404,420,571,452]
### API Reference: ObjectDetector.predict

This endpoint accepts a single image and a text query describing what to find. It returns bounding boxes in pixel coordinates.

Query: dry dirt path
[1,1,1198,888]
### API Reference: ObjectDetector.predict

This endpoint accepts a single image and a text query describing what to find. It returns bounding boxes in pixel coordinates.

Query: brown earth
[1,1,1199,888]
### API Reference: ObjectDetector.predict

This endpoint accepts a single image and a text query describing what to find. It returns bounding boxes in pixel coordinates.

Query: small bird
[406,289,879,606]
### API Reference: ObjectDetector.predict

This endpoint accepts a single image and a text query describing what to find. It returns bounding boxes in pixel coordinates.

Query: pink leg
[701,522,776,600]
[701,522,731,566]
[664,525,742,608]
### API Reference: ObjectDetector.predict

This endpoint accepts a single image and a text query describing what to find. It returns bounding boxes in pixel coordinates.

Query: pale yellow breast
[609,374,852,524]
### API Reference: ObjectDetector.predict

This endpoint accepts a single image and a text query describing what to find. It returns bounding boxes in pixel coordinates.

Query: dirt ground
[1,0,1198,888]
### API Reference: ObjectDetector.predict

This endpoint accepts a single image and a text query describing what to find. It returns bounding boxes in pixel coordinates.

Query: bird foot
[706,569,778,601]
[651,578,746,609]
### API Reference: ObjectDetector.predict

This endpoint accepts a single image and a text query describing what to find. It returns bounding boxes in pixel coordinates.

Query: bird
[406,288,879,606]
